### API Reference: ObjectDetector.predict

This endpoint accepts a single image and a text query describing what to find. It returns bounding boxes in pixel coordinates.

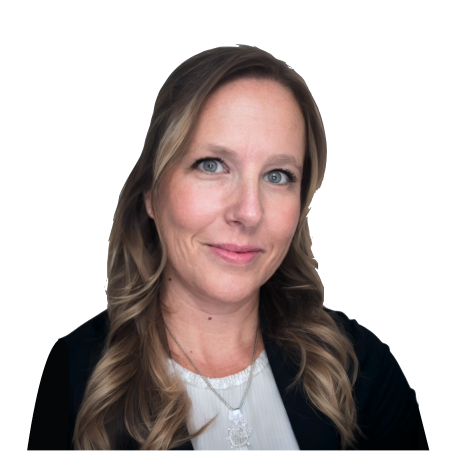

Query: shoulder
[61,308,110,366]
[323,307,427,448]
[60,310,110,415]
[60,308,109,358]
[321,307,401,411]
[323,306,387,367]
[62,309,110,349]
[29,310,111,449]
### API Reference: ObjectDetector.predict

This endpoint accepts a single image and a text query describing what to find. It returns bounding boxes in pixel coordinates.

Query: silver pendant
[226,408,251,449]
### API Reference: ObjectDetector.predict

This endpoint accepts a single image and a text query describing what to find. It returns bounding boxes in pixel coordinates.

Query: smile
[208,245,261,265]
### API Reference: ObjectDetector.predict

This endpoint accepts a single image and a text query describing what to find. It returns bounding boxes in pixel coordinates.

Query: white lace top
[168,350,300,450]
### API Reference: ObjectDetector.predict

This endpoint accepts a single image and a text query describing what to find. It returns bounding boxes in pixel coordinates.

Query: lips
[208,244,261,265]
[208,243,262,253]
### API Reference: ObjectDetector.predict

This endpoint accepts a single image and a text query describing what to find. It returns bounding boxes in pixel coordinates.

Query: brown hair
[74,45,363,449]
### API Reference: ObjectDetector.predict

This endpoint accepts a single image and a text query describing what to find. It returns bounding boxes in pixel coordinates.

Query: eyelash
[190,157,298,184]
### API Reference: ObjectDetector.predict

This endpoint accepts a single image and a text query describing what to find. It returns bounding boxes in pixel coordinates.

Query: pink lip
[209,243,262,253]
[209,245,261,264]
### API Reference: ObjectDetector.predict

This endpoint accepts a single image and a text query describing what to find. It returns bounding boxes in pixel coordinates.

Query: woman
[28,45,428,450]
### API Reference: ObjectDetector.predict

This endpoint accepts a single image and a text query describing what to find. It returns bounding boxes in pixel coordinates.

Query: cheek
[162,182,222,234]
[267,197,300,245]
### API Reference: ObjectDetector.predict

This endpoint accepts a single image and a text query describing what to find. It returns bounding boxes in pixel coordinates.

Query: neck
[162,288,264,374]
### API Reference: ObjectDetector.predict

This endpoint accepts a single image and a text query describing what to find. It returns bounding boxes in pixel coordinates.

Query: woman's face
[145,78,306,308]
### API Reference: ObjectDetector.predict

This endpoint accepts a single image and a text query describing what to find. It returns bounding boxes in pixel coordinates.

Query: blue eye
[191,157,298,185]
[191,157,225,174]
[265,170,297,185]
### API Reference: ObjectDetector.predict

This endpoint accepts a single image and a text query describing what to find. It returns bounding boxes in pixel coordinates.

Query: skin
[144,78,306,377]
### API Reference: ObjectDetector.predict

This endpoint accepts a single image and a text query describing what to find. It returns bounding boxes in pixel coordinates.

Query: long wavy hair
[74,45,363,449]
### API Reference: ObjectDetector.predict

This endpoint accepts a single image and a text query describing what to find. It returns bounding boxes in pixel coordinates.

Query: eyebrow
[192,144,304,173]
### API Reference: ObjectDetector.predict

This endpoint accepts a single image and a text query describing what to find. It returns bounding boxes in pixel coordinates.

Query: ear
[143,190,154,219]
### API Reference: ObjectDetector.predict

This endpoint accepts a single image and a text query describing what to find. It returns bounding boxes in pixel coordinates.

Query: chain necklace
[164,321,259,449]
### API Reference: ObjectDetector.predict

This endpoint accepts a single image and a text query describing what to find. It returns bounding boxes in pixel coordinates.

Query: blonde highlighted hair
[74,45,363,449]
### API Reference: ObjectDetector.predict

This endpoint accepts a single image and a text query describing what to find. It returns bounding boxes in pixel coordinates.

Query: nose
[224,175,264,228]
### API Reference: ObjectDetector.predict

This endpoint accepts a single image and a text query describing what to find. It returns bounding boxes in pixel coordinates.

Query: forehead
[202,77,303,121]
[190,78,306,159]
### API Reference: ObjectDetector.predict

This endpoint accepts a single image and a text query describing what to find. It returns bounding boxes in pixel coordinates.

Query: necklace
[164,321,259,449]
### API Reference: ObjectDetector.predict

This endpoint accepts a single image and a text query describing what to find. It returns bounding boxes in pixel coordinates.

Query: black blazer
[28,307,428,450]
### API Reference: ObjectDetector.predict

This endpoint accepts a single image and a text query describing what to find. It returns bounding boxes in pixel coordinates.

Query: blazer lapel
[261,315,342,450]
